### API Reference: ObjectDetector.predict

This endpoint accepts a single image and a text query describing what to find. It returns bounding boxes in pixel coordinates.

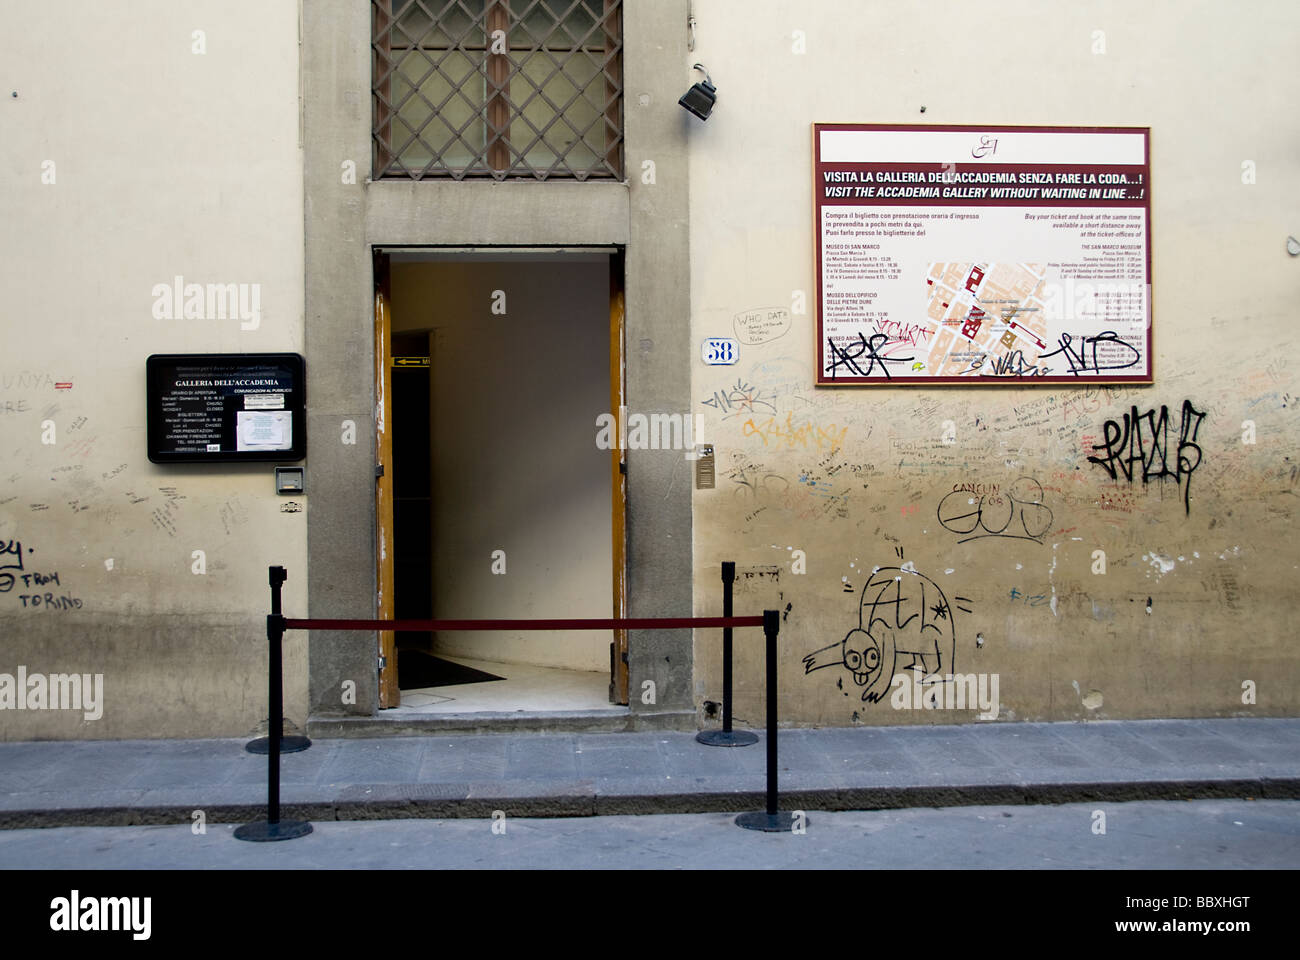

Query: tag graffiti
[1086,400,1205,515]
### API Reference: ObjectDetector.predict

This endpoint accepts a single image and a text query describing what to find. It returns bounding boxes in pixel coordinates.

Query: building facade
[2,0,1297,740]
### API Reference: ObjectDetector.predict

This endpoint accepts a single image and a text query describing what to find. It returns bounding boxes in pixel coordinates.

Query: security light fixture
[679,63,716,120]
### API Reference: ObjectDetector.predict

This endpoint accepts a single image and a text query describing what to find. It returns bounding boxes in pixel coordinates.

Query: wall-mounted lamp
[678,63,716,120]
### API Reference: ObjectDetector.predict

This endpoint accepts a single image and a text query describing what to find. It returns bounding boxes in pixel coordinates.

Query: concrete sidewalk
[0,718,1296,829]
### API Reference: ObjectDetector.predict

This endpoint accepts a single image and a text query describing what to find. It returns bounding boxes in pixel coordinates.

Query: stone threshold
[306,708,696,738]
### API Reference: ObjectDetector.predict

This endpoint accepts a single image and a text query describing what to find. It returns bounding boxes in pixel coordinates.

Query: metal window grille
[372,0,624,180]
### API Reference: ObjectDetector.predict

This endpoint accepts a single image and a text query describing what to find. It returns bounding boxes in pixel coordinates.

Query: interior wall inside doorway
[390,257,613,672]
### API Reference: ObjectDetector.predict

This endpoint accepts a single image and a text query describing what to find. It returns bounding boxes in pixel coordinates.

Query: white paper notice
[243,393,286,410]
[237,411,292,451]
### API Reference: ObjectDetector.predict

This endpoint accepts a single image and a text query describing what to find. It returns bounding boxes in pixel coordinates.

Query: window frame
[372,0,624,181]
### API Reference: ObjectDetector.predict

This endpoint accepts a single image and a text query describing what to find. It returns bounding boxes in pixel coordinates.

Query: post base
[695,729,759,747]
[735,811,807,833]
[245,735,312,755]
[234,819,313,842]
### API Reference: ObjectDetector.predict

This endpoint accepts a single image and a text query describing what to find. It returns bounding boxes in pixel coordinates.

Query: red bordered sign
[813,123,1152,386]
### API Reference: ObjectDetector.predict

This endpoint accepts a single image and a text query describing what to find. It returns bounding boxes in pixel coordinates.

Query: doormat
[398,649,506,690]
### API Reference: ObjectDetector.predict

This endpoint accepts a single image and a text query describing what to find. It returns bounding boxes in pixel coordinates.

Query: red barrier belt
[283,616,766,632]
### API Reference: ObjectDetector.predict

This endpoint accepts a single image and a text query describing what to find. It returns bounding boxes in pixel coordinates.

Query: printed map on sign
[924,262,1050,378]
[813,124,1153,385]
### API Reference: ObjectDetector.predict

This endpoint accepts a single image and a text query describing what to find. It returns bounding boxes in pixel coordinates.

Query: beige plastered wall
[688,0,1300,725]
[0,2,307,739]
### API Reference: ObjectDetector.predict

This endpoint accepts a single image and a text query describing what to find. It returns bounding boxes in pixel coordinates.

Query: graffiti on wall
[700,378,777,420]
[803,565,971,704]
[741,412,848,451]
[937,476,1054,544]
[1086,400,1205,514]
[0,539,82,610]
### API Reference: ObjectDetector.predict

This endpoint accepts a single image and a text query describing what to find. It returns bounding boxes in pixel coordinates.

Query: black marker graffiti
[1039,331,1141,376]
[0,539,24,593]
[1087,400,1205,515]
[729,465,789,500]
[937,477,1054,543]
[0,542,79,608]
[803,566,972,703]
[827,333,914,380]
[981,350,1049,378]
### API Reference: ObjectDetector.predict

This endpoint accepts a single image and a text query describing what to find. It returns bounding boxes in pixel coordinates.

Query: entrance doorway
[373,250,627,713]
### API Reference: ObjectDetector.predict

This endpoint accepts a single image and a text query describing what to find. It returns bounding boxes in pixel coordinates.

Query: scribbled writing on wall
[0,371,57,392]
[151,487,188,537]
[1059,385,1145,423]
[1086,400,1205,514]
[742,412,848,451]
[745,356,858,414]
[724,453,850,524]
[795,472,850,521]
[937,477,1054,543]
[727,456,789,501]
[803,565,971,704]
[701,378,776,420]
[0,540,82,610]
[1008,587,1051,607]
[732,307,792,345]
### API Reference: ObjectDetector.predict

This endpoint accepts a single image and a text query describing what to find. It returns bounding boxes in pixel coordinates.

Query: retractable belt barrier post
[234,566,313,842]
[246,567,311,757]
[696,561,757,748]
[734,609,805,832]
[237,565,801,842]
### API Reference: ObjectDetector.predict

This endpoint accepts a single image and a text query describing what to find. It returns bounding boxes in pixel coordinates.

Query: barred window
[372,0,624,180]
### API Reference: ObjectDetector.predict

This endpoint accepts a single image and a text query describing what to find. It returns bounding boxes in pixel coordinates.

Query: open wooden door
[374,251,399,708]
[610,253,628,704]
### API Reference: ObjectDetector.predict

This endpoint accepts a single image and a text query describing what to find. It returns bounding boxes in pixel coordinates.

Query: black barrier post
[234,566,313,842]
[736,609,807,832]
[697,561,757,747]
[247,561,309,755]
[245,601,312,767]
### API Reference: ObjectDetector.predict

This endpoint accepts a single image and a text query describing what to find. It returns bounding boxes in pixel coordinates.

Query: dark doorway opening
[390,332,507,691]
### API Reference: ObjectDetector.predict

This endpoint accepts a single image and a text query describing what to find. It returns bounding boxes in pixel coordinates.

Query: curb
[3,777,1296,830]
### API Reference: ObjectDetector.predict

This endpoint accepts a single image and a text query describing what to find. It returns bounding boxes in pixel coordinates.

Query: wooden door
[610,256,628,704]
[374,253,399,708]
